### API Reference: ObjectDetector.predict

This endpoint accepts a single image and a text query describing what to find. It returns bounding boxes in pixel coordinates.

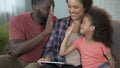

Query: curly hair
[85,6,113,47]
[66,0,93,13]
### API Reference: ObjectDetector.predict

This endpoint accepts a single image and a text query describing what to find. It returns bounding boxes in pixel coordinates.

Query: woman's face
[67,0,84,20]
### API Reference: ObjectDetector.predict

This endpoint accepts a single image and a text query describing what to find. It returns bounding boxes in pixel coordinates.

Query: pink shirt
[9,12,57,62]
[73,37,110,68]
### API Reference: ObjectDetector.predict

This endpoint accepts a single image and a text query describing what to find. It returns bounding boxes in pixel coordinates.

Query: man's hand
[44,6,54,34]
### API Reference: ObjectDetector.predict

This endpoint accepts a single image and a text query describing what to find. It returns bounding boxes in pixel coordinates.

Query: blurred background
[0,0,120,67]
[0,0,120,57]
[0,0,32,54]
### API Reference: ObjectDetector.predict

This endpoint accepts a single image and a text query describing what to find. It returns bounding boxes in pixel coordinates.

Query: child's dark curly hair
[85,6,113,47]
[66,0,93,13]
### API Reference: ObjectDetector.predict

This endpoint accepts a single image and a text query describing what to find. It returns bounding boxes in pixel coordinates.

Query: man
[0,0,56,68]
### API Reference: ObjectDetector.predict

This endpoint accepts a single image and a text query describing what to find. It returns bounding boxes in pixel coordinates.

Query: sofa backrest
[111,21,120,68]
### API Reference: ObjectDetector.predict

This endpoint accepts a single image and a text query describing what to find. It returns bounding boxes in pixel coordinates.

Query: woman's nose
[69,8,75,13]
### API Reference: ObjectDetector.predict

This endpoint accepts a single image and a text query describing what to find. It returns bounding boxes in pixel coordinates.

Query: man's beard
[37,11,48,25]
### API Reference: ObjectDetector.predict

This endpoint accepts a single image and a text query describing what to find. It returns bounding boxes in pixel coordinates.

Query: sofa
[111,21,120,68]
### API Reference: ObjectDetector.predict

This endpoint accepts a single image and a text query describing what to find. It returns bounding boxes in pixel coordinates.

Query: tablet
[38,61,65,65]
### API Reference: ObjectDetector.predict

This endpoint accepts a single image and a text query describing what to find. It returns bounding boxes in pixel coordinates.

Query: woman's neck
[71,19,82,33]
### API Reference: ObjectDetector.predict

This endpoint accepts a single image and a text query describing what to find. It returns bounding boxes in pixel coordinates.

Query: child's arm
[59,36,76,56]
[105,52,116,68]
[59,24,75,56]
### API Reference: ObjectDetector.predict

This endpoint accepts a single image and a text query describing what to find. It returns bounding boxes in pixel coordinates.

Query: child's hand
[65,23,74,37]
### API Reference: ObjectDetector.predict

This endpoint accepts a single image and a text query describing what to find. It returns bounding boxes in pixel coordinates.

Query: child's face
[80,16,94,34]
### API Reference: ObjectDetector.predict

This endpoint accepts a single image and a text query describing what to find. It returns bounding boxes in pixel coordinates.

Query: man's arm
[10,6,55,57]
[9,31,49,57]
[42,19,60,61]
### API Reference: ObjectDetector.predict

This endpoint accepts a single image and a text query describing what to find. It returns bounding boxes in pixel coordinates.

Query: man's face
[33,0,54,23]
[37,4,50,23]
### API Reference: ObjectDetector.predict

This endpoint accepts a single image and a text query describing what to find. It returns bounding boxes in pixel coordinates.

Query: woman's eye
[73,6,79,9]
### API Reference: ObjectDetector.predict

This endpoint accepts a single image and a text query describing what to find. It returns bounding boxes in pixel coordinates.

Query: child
[59,6,116,68]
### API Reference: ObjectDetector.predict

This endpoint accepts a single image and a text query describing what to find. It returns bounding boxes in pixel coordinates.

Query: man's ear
[32,5,35,8]
[32,5,38,10]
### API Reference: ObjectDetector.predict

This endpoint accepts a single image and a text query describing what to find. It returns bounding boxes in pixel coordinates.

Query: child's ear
[91,26,95,31]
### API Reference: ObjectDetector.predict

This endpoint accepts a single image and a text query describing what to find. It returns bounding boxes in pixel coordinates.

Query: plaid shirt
[43,16,71,62]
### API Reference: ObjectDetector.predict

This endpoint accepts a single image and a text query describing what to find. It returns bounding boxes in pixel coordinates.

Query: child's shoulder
[74,36,84,43]
[96,42,108,49]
